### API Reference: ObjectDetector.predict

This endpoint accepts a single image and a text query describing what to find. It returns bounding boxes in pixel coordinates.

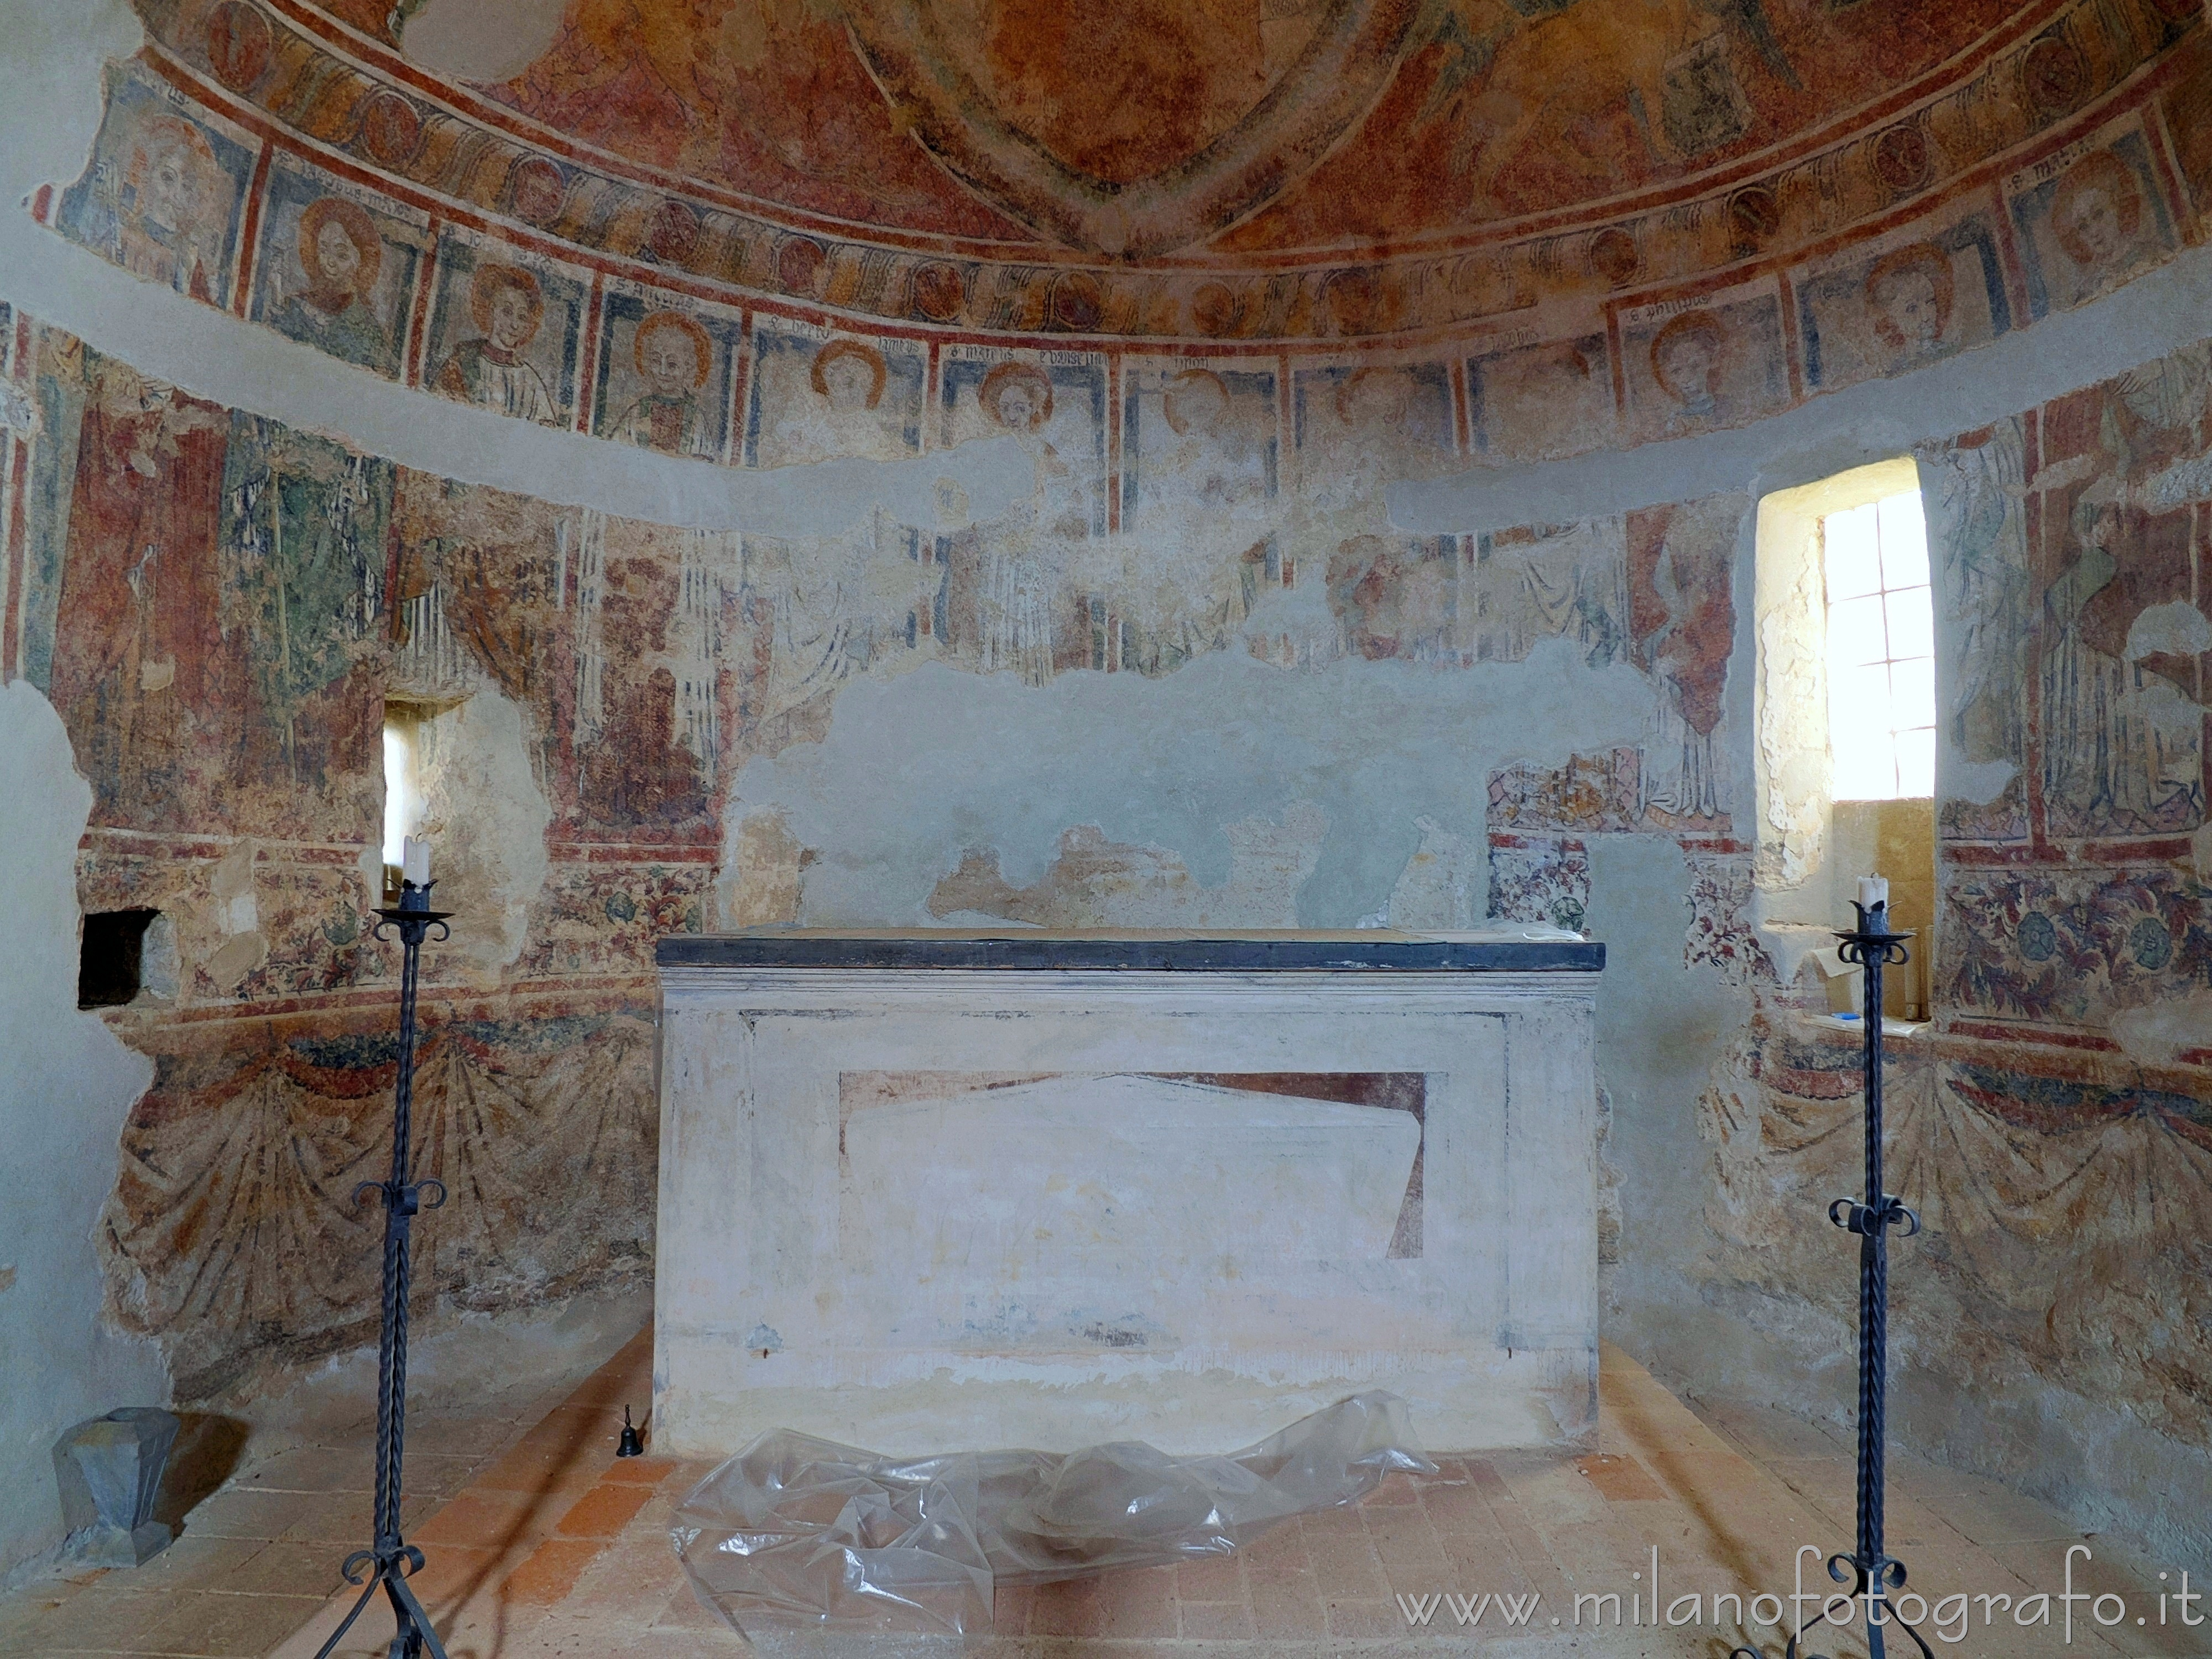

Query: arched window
[1755,459,1936,1021]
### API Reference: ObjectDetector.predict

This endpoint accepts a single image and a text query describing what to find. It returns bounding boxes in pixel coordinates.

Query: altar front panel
[653,958,1599,1457]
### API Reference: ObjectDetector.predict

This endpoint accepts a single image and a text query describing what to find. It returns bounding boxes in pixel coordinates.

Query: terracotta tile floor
[9,1337,2207,1657]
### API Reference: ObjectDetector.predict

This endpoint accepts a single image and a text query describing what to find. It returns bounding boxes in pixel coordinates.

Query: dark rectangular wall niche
[78,910,160,1009]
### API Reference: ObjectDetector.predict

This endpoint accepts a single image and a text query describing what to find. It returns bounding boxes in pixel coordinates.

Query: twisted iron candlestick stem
[314,882,451,1659]
[1734,900,1927,1659]
[1854,931,1890,1574]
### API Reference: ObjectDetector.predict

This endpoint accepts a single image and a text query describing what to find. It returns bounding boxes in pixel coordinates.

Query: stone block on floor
[54,1407,182,1569]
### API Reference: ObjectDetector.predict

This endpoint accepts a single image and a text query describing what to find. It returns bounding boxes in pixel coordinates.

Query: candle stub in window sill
[402,836,431,886]
[1857,875,1888,910]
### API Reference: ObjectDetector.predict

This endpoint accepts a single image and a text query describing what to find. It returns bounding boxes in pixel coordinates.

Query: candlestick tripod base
[1734,1551,1935,1659]
[316,1545,449,1659]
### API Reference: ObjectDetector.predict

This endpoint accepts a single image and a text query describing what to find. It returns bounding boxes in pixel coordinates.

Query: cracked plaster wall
[0,682,168,1573]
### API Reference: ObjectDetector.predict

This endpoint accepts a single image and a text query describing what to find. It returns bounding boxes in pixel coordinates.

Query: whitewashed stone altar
[652,930,1604,1457]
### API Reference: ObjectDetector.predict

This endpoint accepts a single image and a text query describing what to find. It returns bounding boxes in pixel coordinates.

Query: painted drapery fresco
[30,1,2212,463]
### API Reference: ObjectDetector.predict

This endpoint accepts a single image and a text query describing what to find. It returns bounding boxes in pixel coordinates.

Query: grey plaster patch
[725,638,1662,928]
[399,0,569,81]
[0,681,167,1574]
[1582,835,1749,1369]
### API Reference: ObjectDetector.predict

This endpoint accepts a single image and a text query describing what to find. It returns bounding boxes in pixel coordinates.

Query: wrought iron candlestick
[1734,899,1929,1659]
[315,880,452,1659]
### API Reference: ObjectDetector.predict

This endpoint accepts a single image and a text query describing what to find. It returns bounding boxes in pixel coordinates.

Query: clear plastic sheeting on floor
[672,1391,1434,1649]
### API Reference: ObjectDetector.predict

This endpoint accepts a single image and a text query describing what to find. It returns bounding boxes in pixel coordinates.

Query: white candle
[1858,875,1888,911]
[403,836,431,887]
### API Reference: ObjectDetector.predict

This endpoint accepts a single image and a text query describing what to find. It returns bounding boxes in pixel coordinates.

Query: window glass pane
[1832,660,1893,726]
[1824,503,1883,600]
[1833,737,1897,801]
[1888,658,1935,731]
[1876,491,1931,587]
[1884,586,1934,660]
[1829,594,1890,666]
[1820,483,1934,800]
[382,724,411,867]
[1894,727,1936,797]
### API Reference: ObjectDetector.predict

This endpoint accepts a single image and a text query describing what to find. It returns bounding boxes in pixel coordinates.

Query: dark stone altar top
[656,927,1604,973]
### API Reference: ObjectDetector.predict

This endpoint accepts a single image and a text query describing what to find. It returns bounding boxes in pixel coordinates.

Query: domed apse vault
[42,0,2206,372]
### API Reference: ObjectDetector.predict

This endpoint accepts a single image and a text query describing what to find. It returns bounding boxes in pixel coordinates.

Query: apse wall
[2,0,2209,1577]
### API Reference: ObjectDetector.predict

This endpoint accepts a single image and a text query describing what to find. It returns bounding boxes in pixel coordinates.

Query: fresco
[1292,362,1452,512]
[1488,834,1592,932]
[0,317,692,1391]
[100,1008,656,1397]
[591,290,743,461]
[2011,126,2179,319]
[1795,208,2011,392]
[1118,358,1280,664]
[1467,335,1615,461]
[1465,520,1631,667]
[1626,497,1741,826]
[2012,343,2208,841]
[1620,284,1790,443]
[734,326,935,716]
[936,350,1108,682]
[744,323,925,466]
[1945,864,2208,1026]
[1697,332,2212,1510]
[27,0,2205,456]
[4,253,2209,1561]
[422,236,588,427]
[2163,35,2212,212]
[1921,419,2033,843]
[249,162,429,380]
[53,65,256,308]
[3,0,2208,1524]
[354,0,2027,252]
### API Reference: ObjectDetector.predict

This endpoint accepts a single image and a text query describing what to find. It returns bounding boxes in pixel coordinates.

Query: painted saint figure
[1635,505,1735,823]
[1650,311,1726,431]
[972,362,1084,682]
[2049,151,2149,306]
[744,342,920,713]
[816,338,886,414]
[117,117,225,302]
[1478,342,1605,462]
[765,339,903,465]
[1864,243,1954,366]
[608,310,715,458]
[1306,367,1431,518]
[2040,496,2203,831]
[983,361,1094,538]
[434,263,559,424]
[1154,369,1266,517]
[271,197,391,372]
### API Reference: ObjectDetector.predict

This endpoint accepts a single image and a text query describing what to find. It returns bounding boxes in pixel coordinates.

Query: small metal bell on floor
[616,1405,644,1459]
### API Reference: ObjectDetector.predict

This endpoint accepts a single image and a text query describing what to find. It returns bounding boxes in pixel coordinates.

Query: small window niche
[382,695,469,904]
[382,702,424,905]
[1754,458,1938,1021]
[79,909,164,1009]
